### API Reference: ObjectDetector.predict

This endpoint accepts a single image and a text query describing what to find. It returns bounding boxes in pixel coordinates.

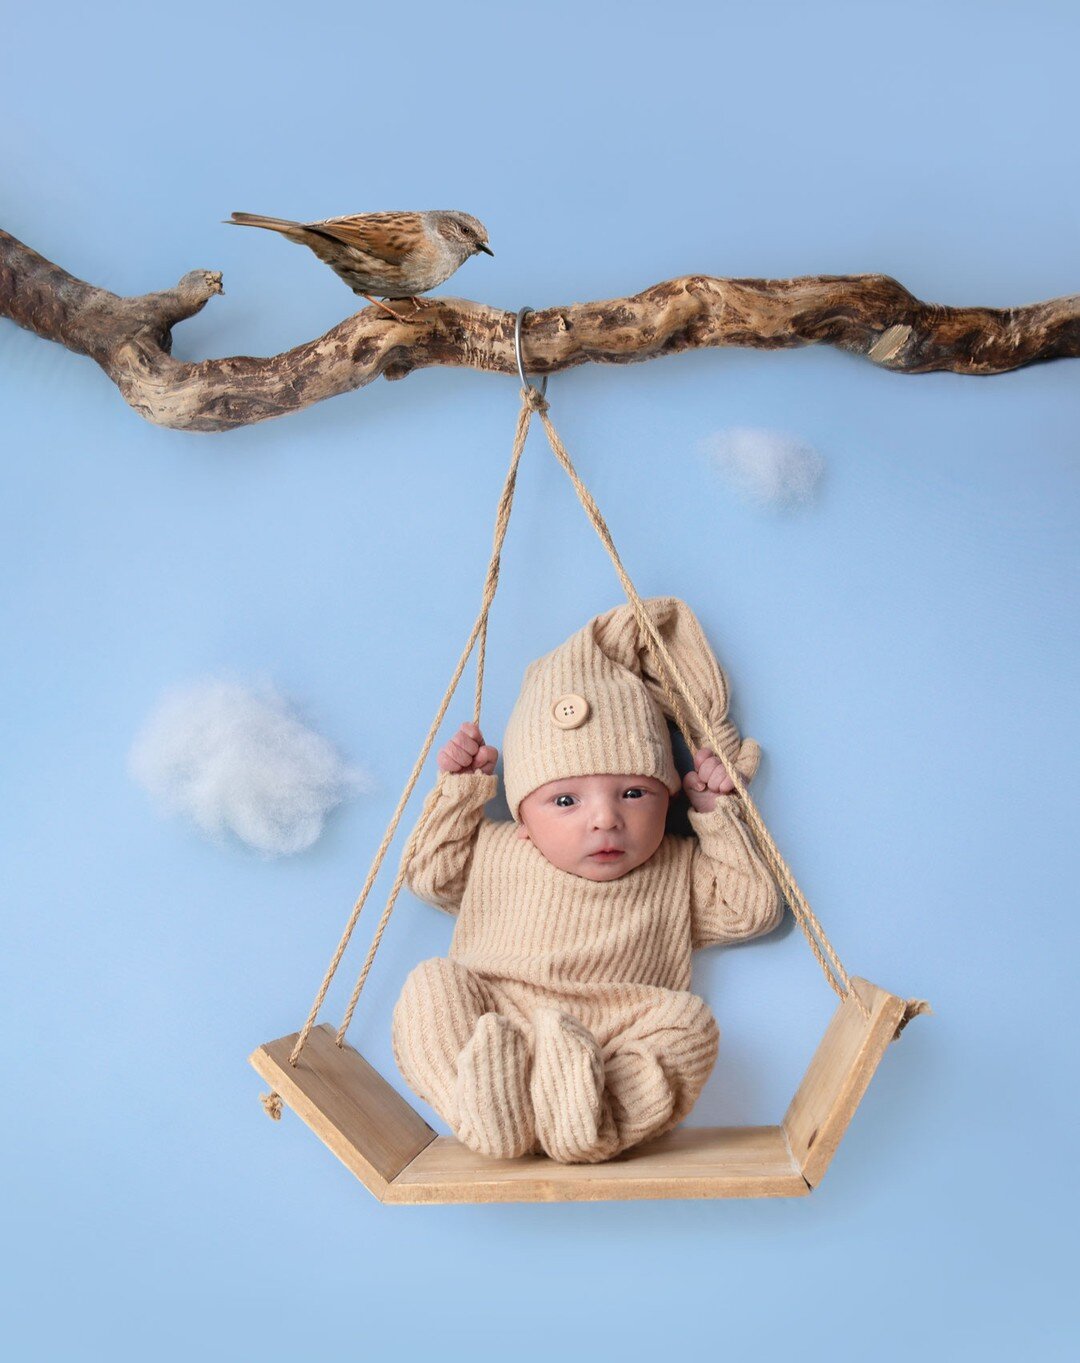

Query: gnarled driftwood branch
[2,227,1077,433]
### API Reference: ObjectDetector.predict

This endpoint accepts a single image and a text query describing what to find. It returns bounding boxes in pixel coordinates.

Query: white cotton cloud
[702,427,825,508]
[128,678,370,856]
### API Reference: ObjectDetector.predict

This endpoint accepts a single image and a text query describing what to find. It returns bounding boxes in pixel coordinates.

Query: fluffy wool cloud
[128,679,370,856]
[702,427,825,508]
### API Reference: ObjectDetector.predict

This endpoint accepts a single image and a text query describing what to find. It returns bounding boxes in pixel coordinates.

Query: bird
[226,209,493,321]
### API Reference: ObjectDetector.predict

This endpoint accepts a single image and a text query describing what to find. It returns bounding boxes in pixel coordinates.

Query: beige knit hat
[502,596,761,820]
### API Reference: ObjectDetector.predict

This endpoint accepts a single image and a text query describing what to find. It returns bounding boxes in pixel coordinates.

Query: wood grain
[782,977,908,1187]
[251,1026,809,1202]
[252,975,920,1202]
[385,1125,809,1204]
[249,1024,436,1197]
[4,227,1076,433]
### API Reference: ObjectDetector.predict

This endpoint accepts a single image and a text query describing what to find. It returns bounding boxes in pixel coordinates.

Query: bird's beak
[477,243,495,256]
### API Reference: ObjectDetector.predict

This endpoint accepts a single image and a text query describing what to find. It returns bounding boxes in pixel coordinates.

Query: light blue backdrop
[3,2,1077,1359]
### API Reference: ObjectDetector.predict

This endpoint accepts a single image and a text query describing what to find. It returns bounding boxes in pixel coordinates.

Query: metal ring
[514,307,548,398]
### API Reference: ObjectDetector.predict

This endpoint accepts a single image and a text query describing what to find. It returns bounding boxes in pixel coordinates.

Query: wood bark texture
[2,227,1077,433]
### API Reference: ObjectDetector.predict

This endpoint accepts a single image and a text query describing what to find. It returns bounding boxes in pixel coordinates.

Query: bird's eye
[554,794,576,808]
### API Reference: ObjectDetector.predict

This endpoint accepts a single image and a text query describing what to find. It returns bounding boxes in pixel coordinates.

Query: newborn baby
[392,597,783,1164]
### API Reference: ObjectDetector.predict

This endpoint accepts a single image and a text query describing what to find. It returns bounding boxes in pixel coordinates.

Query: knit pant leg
[599,989,720,1157]
[455,1012,536,1159]
[530,1006,619,1165]
[392,957,484,1124]
[391,957,536,1158]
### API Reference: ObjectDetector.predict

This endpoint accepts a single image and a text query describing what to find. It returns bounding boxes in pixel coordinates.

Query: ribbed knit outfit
[392,599,783,1164]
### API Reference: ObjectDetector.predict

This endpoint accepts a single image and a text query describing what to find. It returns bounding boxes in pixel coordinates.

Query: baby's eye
[553,794,577,808]
[623,788,645,799]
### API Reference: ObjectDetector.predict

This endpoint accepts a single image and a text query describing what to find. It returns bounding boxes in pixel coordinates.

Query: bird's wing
[307,213,418,264]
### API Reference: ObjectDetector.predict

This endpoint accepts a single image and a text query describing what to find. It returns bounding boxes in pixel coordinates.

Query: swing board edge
[782,976,910,1188]
[250,1024,438,1200]
[250,1026,809,1203]
[385,1124,810,1204]
[251,976,913,1204]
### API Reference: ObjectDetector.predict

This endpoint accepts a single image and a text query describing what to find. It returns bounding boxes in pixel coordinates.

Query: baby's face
[517,773,670,881]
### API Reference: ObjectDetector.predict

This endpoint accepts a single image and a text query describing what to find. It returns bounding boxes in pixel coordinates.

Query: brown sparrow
[227,209,493,321]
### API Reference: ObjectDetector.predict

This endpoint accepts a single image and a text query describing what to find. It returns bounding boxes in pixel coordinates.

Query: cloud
[702,427,825,508]
[128,678,370,856]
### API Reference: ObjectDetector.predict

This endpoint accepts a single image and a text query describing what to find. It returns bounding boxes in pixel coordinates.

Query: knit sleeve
[399,770,499,917]
[686,796,784,948]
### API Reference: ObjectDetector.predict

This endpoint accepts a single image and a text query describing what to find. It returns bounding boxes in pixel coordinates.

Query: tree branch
[3,227,1077,433]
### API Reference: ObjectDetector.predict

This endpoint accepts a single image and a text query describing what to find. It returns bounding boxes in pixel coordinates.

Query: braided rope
[474,613,489,724]
[284,393,536,1066]
[645,637,696,752]
[281,382,870,1091]
[528,389,866,1013]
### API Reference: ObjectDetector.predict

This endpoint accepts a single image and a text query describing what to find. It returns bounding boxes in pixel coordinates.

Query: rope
[526,388,867,1014]
[260,1091,283,1120]
[645,637,696,753]
[896,997,932,1037]
[279,378,871,1101]
[283,392,536,1067]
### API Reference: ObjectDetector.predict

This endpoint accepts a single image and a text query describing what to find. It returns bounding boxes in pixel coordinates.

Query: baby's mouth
[590,847,625,860]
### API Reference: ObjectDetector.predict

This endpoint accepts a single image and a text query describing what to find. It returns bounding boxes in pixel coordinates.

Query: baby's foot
[530,1007,619,1164]
[453,1012,536,1160]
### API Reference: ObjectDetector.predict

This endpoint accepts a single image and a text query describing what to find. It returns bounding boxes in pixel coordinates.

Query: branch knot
[2,226,1077,432]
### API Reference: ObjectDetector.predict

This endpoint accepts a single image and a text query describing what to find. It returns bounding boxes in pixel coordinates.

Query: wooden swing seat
[251,393,926,1203]
[250,977,908,1204]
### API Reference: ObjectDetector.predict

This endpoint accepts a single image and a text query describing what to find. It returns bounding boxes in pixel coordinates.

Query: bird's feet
[362,294,431,324]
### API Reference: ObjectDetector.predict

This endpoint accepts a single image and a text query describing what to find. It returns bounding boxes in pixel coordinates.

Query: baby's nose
[591,803,622,830]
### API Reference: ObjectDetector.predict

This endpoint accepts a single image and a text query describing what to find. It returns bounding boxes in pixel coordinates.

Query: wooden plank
[782,976,907,1188]
[385,1125,809,1204]
[252,982,915,1204]
[250,1024,437,1200]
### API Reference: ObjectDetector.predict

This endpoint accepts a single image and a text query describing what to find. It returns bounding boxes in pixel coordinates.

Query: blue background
[3,2,1077,1359]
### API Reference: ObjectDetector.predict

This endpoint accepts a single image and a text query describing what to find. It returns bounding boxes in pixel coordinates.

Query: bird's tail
[227,211,306,235]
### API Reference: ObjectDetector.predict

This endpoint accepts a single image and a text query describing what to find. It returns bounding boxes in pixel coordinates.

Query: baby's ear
[515,822,530,841]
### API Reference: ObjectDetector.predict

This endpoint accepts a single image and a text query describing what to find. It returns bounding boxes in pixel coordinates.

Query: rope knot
[260,1090,283,1121]
[521,385,549,414]
[895,997,932,1038]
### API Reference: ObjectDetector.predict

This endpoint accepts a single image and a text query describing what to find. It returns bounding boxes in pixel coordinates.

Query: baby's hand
[683,747,737,813]
[437,721,499,776]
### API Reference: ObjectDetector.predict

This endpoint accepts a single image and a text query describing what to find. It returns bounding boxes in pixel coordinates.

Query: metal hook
[513,307,548,398]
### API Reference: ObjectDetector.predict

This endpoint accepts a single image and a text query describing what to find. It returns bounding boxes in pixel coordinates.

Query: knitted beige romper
[392,768,783,1165]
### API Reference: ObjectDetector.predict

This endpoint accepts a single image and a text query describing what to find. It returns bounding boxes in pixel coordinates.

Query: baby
[392,597,783,1164]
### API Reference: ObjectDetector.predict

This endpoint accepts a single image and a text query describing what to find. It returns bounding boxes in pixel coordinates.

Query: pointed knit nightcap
[502,596,761,820]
